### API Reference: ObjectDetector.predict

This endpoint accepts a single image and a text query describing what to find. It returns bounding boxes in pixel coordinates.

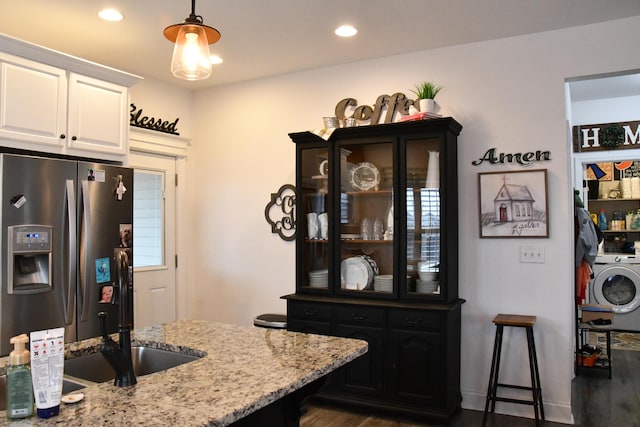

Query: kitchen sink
[64,346,201,383]
[0,375,86,411]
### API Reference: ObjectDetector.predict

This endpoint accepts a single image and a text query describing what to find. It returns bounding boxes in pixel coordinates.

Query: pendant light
[163,0,221,81]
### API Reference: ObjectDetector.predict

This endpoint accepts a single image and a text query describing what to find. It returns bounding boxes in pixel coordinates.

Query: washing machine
[590,254,640,331]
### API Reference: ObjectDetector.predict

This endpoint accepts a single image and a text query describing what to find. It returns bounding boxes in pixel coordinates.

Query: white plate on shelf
[341,233,361,240]
[374,274,393,292]
[349,162,380,191]
[341,257,373,290]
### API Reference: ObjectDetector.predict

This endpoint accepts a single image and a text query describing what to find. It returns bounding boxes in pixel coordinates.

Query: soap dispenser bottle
[6,334,33,419]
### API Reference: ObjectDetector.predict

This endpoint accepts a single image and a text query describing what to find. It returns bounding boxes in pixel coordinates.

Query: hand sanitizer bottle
[6,334,34,419]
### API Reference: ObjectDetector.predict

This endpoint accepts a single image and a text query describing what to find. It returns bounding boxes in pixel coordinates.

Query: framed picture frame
[478,169,549,238]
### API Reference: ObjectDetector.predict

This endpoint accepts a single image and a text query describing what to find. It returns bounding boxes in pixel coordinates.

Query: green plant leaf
[411,81,442,99]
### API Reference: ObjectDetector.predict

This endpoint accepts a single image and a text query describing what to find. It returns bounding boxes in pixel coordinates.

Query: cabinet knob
[352,313,367,321]
[304,309,317,317]
[71,136,77,141]
[60,134,66,139]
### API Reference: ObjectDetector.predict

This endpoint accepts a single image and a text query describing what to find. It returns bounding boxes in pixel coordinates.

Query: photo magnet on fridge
[95,257,111,283]
[119,224,132,248]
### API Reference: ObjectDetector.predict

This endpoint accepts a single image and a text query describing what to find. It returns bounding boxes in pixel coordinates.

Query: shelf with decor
[283,118,464,421]
[587,197,640,248]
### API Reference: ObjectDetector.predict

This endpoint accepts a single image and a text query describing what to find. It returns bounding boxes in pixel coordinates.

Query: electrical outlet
[520,246,545,263]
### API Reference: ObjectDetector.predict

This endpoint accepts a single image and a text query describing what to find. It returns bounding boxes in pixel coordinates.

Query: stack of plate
[373,274,393,292]
[308,269,328,288]
[341,255,378,290]
[416,279,439,294]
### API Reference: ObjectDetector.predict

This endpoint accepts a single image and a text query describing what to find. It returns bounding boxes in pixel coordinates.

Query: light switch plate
[520,246,545,263]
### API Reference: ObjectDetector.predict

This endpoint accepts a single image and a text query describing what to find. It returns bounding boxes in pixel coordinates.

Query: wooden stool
[482,314,545,426]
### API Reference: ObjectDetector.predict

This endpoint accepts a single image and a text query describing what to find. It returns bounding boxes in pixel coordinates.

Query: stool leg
[530,328,544,422]
[526,326,545,425]
[491,325,504,413]
[483,324,504,426]
[606,330,612,380]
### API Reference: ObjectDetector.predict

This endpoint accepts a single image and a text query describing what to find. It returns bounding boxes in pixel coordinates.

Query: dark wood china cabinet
[282,118,464,420]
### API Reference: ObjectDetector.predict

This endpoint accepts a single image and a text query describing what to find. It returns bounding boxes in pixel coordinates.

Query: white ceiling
[1,0,640,91]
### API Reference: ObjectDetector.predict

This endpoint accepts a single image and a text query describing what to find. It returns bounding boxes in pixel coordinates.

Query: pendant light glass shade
[164,0,221,81]
[170,24,212,80]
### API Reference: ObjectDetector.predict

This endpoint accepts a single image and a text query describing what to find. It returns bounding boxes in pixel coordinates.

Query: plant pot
[419,99,437,113]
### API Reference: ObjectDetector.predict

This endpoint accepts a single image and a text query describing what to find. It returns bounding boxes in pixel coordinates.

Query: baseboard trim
[461,389,574,424]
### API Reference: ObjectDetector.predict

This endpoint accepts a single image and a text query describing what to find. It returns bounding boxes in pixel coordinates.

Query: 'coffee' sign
[572,120,640,153]
[335,93,416,124]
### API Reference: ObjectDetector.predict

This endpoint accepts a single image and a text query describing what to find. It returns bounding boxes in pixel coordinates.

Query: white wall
[571,95,640,125]
[138,17,640,424]
[130,77,196,139]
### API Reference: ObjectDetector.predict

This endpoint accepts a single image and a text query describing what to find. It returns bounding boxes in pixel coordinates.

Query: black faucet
[99,249,136,387]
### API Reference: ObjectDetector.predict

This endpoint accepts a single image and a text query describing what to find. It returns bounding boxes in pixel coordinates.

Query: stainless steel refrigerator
[0,153,133,355]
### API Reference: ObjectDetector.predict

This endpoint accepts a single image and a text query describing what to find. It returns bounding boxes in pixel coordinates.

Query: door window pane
[133,170,164,267]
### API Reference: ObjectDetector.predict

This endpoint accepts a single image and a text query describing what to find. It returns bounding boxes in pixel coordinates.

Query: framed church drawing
[478,169,549,238]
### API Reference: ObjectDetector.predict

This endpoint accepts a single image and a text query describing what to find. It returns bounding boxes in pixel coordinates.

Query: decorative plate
[349,162,380,191]
[341,257,373,290]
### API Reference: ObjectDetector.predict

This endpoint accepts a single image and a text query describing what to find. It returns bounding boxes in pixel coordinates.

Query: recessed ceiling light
[210,55,223,65]
[98,8,124,22]
[335,25,357,37]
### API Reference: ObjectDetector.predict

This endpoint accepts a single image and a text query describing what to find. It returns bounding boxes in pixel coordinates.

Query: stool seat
[253,313,287,329]
[483,313,544,426]
[493,314,536,327]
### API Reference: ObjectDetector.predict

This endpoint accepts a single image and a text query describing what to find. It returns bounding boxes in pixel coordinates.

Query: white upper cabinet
[0,53,67,148]
[67,73,128,155]
[0,34,141,161]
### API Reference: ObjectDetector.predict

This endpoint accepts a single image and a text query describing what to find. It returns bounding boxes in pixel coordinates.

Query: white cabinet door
[67,73,128,155]
[0,52,67,147]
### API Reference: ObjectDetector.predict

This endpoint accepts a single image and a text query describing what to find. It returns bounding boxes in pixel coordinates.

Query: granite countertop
[0,320,367,426]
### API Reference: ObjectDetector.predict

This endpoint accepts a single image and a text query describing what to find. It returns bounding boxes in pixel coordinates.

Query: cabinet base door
[324,324,385,398]
[388,329,444,407]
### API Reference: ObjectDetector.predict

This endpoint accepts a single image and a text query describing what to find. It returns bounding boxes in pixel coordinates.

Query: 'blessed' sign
[130,104,180,135]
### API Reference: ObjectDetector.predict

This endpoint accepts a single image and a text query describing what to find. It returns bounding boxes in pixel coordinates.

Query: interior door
[129,152,177,327]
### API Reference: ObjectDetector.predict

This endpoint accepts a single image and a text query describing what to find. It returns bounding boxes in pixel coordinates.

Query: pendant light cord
[186,0,204,24]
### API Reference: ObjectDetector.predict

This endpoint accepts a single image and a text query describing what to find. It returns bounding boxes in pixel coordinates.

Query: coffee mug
[307,213,319,239]
[318,213,328,239]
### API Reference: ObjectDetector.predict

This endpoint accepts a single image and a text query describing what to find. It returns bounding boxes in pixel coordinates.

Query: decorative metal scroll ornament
[264,184,296,241]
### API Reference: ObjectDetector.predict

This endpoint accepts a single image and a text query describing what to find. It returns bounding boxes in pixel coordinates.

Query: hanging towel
[576,260,591,305]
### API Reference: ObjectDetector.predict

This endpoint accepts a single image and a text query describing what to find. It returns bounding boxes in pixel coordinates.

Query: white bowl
[418,271,438,281]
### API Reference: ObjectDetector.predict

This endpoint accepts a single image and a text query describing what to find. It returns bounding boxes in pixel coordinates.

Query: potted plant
[411,81,442,113]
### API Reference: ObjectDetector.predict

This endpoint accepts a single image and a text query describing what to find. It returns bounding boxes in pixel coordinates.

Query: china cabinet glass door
[404,137,442,297]
[300,146,329,291]
[337,141,394,296]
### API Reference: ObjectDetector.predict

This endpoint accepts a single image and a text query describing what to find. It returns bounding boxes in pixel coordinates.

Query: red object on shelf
[577,353,598,367]
[399,112,442,122]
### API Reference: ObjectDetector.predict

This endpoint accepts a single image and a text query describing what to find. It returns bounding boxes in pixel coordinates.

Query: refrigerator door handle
[80,180,91,321]
[65,179,77,324]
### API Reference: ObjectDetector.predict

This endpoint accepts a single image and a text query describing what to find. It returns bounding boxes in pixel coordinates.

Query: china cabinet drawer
[288,302,331,322]
[334,305,385,326]
[388,309,441,330]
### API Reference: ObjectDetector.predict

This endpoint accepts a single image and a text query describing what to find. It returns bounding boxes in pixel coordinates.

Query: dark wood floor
[301,349,640,427]
[572,349,640,427]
